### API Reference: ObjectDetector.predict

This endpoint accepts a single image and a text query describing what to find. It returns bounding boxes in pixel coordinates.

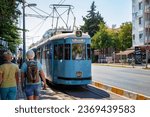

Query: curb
[93,63,133,68]
[92,81,150,100]
[93,63,150,70]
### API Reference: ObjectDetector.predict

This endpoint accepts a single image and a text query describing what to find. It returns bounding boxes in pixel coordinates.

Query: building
[132,0,150,64]
[132,0,150,46]
[0,37,8,48]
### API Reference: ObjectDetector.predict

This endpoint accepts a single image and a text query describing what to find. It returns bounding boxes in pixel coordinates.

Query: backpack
[26,61,39,83]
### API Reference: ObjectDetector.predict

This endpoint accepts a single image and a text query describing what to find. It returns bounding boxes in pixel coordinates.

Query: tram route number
[76,105,135,114]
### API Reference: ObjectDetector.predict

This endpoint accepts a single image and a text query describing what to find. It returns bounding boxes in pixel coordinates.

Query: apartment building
[132,0,150,47]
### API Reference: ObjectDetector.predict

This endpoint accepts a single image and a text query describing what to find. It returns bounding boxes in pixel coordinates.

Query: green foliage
[92,23,112,49]
[80,1,104,37]
[81,1,132,53]
[92,22,132,52]
[0,0,22,52]
[118,22,132,51]
[107,28,120,51]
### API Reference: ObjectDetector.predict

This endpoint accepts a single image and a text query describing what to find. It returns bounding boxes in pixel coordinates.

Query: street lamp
[22,0,37,62]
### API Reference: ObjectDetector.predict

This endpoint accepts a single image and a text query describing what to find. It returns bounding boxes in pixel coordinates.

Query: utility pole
[144,0,149,68]
[22,0,26,62]
[22,0,36,62]
[113,51,115,63]
[146,28,149,68]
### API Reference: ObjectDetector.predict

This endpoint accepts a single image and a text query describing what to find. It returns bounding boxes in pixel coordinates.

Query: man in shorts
[21,50,47,100]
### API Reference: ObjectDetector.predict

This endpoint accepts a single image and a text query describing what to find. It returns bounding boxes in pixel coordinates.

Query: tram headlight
[76,71,82,77]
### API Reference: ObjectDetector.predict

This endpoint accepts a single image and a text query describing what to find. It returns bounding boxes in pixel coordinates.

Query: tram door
[42,47,47,74]
[53,41,64,83]
[53,44,58,82]
[49,44,53,79]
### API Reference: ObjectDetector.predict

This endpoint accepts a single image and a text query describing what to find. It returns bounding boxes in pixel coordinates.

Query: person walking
[21,50,47,100]
[131,57,135,68]
[0,50,19,100]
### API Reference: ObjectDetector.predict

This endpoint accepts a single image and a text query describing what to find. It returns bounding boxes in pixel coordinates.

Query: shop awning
[116,50,134,56]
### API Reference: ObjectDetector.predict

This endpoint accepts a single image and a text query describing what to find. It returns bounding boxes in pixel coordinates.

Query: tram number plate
[76,71,82,77]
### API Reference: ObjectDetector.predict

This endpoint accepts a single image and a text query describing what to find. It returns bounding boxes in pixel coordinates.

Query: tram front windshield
[72,44,85,60]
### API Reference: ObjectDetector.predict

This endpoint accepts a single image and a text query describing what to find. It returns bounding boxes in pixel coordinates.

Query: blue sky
[21,0,132,48]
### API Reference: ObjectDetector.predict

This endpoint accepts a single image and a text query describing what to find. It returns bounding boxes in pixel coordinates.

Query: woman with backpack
[21,50,47,100]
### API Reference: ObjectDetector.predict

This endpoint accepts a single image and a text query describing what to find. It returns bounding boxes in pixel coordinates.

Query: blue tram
[33,30,92,85]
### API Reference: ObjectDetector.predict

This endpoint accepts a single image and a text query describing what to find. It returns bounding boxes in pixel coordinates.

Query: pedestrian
[12,55,17,64]
[0,50,19,100]
[17,48,23,69]
[21,50,47,100]
[131,57,135,68]
[0,70,2,99]
[17,56,23,69]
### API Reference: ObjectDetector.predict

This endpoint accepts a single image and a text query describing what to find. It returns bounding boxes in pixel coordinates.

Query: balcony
[145,20,150,28]
[144,36,150,44]
[138,10,143,17]
[145,5,150,13]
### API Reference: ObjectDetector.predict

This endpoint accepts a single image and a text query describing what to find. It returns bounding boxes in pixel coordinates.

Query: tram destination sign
[72,39,84,43]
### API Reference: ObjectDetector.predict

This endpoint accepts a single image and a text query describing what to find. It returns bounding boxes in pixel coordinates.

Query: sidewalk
[17,84,63,100]
[93,63,150,70]
[17,69,58,100]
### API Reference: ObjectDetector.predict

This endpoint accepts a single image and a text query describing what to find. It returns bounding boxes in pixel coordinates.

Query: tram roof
[50,32,90,41]
[31,31,91,48]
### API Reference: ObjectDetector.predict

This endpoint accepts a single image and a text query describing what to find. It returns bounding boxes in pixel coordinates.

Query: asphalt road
[92,65,150,97]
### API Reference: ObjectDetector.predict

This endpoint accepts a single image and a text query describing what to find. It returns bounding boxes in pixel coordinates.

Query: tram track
[61,85,111,100]
[47,80,111,100]
[46,80,77,100]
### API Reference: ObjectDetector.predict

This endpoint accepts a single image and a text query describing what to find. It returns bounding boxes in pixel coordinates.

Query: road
[92,65,150,97]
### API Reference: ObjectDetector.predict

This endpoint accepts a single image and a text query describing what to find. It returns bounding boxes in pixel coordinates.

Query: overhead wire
[29,19,47,31]
[49,0,76,30]
[25,2,51,39]
[59,0,66,5]
[25,0,74,37]
[33,19,46,36]
[28,6,46,18]
[33,6,50,16]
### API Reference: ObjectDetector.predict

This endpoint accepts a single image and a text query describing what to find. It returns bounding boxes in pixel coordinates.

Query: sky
[19,0,132,49]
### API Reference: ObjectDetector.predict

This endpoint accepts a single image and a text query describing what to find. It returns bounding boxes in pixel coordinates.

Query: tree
[118,22,132,51]
[0,0,22,52]
[107,28,120,52]
[80,1,104,37]
[92,23,112,55]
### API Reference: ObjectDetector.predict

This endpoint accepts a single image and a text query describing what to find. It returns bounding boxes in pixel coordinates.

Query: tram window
[42,46,46,59]
[87,44,91,59]
[50,46,52,59]
[65,44,70,60]
[58,44,63,60]
[37,49,41,61]
[45,45,48,59]
[43,51,46,59]
[54,45,58,60]
[72,44,86,60]
[41,49,43,59]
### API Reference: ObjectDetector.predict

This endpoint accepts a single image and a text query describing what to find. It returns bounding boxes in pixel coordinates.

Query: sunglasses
[3,51,12,55]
